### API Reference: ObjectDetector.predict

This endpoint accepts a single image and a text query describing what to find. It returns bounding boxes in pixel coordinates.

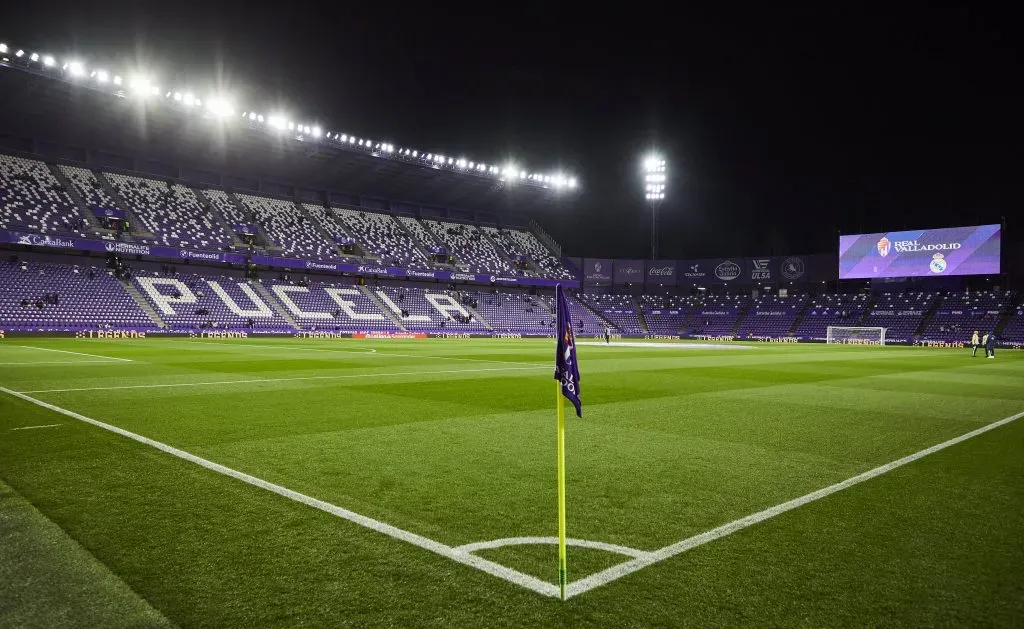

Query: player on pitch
[971,330,980,357]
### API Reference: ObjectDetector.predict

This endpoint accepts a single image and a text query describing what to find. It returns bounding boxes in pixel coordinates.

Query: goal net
[826,326,886,346]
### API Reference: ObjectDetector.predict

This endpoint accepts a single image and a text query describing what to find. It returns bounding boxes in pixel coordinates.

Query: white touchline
[10,424,62,431]
[0,360,132,366]
[19,365,548,394]
[14,345,133,363]
[564,408,1024,599]
[0,386,560,599]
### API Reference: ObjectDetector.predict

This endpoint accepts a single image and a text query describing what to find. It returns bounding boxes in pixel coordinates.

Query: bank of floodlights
[0,36,579,192]
[644,154,667,201]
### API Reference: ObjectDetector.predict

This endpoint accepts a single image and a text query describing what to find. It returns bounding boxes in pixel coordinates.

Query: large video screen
[839,224,1001,279]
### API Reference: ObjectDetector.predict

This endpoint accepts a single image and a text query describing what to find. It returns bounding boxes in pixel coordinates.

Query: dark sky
[2,2,1020,260]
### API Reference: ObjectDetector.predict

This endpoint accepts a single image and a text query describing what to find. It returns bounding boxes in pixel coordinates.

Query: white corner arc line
[565,409,1024,599]
[456,537,650,559]
[14,345,133,362]
[20,365,547,394]
[10,423,62,431]
[0,386,559,599]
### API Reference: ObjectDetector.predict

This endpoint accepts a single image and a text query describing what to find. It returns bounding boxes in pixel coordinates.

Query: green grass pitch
[1,337,1022,627]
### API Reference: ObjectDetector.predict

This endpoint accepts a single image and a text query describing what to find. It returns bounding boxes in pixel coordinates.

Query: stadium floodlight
[267,115,287,130]
[15,49,24,58]
[519,171,526,179]
[568,177,578,189]
[287,121,296,131]
[206,97,234,117]
[42,55,55,67]
[412,150,418,157]
[182,93,196,107]
[30,52,39,62]
[173,92,182,102]
[0,43,7,54]
[113,75,122,86]
[248,112,258,121]
[66,61,85,77]
[349,136,355,144]
[447,157,453,164]
[642,152,667,258]
[312,126,322,137]
[95,69,109,83]
[130,75,153,96]
[257,114,264,122]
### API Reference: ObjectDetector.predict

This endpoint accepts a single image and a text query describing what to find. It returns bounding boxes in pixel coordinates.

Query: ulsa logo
[750,259,772,280]
[781,257,805,280]
[877,237,891,257]
[715,260,741,281]
[929,252,947,274]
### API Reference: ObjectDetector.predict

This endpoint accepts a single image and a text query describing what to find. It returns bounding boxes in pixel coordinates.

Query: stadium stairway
[729,301,753,336]
[251,281,301,330]
[357,285,409,331]
[392,216,436,263]
[913,295,944,337]
[855,294,878,325]
[478,229,519,271]
[48,164,111,236]
[226,191,281,251]
[529,218,562,258]
[122,281,167,328]
[787,301,810,335]
[995,293,1022,336]
[576,295,617,332]
[632,295,650,334]
[464,302,494,332]
[94,172,157,240]
[193,188,247,249]
[294,201,338,254]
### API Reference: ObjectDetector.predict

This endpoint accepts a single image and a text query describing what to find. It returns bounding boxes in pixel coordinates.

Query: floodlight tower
[643,154,667,259]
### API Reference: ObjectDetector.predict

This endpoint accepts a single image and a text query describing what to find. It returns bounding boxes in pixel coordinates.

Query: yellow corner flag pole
[556,380,568,601]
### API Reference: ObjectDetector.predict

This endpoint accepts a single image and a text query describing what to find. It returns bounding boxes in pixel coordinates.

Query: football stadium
[2,10,1023,629]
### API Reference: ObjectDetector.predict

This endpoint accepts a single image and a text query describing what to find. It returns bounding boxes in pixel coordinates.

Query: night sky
[2,3,1020,260]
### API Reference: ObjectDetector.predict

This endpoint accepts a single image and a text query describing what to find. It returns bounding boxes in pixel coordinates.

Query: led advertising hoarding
[839,224,1000,279]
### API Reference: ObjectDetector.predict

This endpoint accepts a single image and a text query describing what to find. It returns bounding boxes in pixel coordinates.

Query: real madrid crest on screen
[929,252,947,274]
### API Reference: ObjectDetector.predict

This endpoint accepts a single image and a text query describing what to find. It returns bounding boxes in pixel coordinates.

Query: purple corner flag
[554,285,582,417]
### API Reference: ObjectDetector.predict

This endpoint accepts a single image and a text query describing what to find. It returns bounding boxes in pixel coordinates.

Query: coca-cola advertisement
[644,260,677,285]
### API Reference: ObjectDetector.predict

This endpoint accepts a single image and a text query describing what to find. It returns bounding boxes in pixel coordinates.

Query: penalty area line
[14,345,133,363]
[0,386,560,599]
[19,365,548,394]
[565,408,1024,599]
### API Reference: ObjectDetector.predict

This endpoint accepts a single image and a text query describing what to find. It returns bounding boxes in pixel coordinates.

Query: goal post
[826,326,887,346]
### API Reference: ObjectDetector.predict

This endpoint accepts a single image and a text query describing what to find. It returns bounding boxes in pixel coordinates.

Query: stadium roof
[0,39,579,212]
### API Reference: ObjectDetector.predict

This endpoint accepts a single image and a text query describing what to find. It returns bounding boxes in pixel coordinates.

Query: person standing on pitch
[971,330,980,357]
[604,325,611,344]
[986,330,997,358]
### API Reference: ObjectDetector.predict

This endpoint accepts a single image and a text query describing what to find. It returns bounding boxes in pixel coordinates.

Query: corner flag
[553,284,581,600]
[554,285,582,417]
